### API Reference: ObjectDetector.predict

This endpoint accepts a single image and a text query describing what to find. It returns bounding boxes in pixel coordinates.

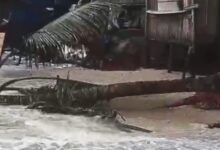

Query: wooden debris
[168,92,220,110]
[208,123,220,129]
[115,121,152,133]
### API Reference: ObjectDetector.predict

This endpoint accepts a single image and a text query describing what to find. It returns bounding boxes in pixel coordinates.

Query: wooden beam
[0,32,5,57]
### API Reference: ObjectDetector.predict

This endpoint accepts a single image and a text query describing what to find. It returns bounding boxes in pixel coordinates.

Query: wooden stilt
[145,40,151,67]
[182,46,191,79]
[167,44,174,73]
[144,0,151,68]
[0,32,6,62]
[182,0,196,79]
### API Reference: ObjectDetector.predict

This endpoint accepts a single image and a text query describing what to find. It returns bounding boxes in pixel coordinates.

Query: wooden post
[167,44,174,73]
[182,0,196,79]
[190,0,196,78]
[144,0,151,67]
[0,32,5,60]
[182,46,192,79]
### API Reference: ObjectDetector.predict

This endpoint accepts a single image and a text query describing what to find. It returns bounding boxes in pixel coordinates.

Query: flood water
[0,64,220,150]
[0,106,220,150]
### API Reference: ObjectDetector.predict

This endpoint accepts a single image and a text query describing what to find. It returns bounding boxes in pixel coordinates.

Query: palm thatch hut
[109,0,144,5]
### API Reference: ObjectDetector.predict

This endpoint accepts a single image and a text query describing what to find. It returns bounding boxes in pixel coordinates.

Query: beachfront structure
[1,0,220,72]
[145,0,220,77]
[0,0,145,51]
[109,0,145,29]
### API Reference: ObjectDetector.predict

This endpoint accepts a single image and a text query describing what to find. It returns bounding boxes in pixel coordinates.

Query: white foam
[0,106,220,150]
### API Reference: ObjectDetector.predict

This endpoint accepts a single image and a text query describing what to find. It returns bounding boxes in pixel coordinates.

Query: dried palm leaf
[23,1,121,59]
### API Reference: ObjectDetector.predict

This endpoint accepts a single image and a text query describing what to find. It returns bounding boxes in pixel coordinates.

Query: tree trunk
[105,75,220,98]
[1,74,220,107]
[64,73,220,107]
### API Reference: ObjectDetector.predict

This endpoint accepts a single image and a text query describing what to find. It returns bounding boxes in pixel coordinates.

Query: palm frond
[23,1,121,59]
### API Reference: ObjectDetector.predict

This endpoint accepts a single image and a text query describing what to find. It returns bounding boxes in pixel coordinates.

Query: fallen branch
[0,76,93,92]
[0,77,57,92]
[115,121,152,133]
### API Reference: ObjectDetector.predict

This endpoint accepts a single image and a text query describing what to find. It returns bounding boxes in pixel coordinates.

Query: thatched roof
[102,0,145,5]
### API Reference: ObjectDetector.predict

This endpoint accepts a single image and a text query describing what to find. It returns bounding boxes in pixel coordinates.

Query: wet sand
[31,66,182,84]
[111,94,220,138]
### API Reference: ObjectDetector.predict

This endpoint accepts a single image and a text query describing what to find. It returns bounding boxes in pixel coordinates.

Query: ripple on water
[0,106,220,150]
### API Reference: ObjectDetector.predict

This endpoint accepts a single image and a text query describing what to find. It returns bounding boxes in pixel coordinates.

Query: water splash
[0,106,220,150]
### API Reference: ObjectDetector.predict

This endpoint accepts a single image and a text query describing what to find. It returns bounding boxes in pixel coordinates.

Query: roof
[104,0,145,5]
